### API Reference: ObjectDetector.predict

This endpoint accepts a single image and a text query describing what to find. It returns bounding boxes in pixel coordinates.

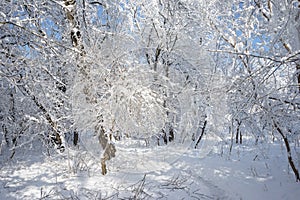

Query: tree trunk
[97,126,116,175]
[18,85,64,151]
[273,120,300,182]
[63,0,116,174]
[235,119,242,144]
[195,120,207,149]
[295,8,300,93]
[297,64,300,93]
[63,0,87,147]
[73,130,78,146]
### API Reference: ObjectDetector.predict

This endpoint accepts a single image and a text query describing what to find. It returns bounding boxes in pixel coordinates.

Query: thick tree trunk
[63,0,85,147]
[63,0,116,175]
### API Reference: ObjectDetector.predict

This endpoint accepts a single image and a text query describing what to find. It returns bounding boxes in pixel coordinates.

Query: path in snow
[1,137,300,199]
[0,138,231,200]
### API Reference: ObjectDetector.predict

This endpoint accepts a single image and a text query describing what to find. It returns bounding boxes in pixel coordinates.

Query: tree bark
[273,120,300,182]
[297,64,300,93]
[195,120,207,149]
[97,126,116,175]
[18,85,64,151]
[235,119,242,144]
[63,0,84,147]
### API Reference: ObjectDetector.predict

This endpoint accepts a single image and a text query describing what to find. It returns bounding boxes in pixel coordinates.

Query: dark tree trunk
[18,85,64,151]
[297,64,300,93]
[195,120,207,149]
[73,131,78,146]
[273,121,300,182]
[235,120,242,144]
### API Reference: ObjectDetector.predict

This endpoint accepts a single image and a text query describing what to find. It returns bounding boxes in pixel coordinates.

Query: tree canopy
[0,0,299,181]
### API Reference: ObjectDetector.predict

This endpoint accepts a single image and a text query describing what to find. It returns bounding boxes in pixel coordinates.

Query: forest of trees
[0,0,299,181]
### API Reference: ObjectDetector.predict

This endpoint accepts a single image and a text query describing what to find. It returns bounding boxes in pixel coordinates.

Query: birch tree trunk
[63,0,115,175]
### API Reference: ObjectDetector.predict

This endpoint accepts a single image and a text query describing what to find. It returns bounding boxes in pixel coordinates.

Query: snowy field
[0,136,299,200]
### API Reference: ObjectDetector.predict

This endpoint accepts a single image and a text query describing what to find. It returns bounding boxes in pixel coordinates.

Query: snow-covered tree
[210,0,300,181]
[1,0,299,182]
[0,0,73,156]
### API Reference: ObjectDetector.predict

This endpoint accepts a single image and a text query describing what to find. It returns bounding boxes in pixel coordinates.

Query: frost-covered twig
[208,49,300,63]
[133,174,147,199]
[161,174,188,190]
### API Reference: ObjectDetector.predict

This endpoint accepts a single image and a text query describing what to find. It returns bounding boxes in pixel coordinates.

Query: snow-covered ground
[0,136,299,200]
